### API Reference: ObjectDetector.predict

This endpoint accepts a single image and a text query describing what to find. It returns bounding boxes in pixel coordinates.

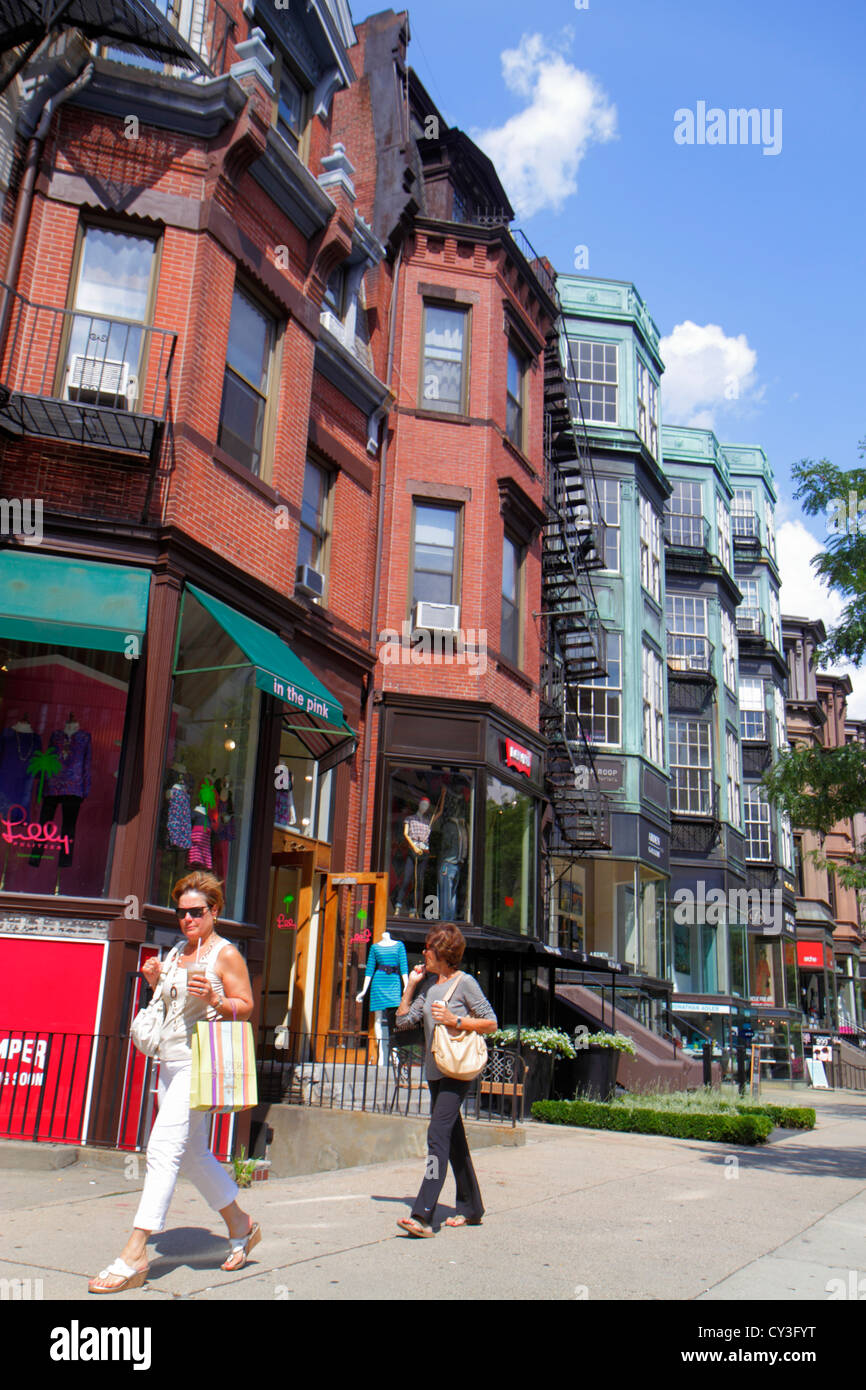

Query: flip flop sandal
[444,1216,482,1227]
[221,1221,262,1271]
[397,1217,435,1238]
[88,1258,148,1294]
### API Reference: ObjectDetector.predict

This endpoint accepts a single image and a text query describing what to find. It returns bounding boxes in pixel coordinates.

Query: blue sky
[356,0,866,708]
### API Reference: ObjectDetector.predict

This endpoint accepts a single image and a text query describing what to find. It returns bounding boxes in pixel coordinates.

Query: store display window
[151,592,261,921]
[274,725,334,843]
[0,641,133,896]
[484,775,536,934]
[748,936,781,1006]
[386,767,474,922]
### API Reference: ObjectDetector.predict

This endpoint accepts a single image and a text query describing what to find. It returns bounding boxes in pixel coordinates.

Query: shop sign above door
[504,738,532,776]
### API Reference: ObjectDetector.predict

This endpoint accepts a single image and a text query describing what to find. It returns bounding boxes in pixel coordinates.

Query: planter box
[518,1050,555,1113]
[571,1046,620,1102]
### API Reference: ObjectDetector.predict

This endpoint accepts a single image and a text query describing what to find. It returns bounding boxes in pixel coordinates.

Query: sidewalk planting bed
[531,1095,815,1145]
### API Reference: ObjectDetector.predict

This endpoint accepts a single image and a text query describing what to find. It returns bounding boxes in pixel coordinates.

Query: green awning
[187,586,353,737]
[0,550,150,652]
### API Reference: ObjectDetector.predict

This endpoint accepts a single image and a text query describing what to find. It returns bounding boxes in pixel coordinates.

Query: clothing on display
[28,794,83,867]
[274,770,296,828]
[45,728,92,799]
[166,779,192,849]
[188,808,213,869]
[437,814,468,920]
[0,725,42,816]
[365,939,409,1011]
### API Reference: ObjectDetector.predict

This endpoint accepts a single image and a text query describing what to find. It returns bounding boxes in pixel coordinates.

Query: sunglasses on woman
[174,906,209,919]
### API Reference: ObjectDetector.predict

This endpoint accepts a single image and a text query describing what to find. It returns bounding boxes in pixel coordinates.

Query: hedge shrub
[737,1103,815,1130]
[531,1098,774,1145]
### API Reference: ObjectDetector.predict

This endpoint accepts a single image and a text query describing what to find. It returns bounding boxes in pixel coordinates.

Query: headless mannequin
[356,931,409,1067]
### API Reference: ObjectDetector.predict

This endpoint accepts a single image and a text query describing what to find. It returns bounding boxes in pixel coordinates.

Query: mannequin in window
[393,789,444,917]
[0,714,41,818]
[436,791,468,920]
[30,712,91,869]
[213,775,235,880]
[356,932,409,1066]
[274,766,296,829]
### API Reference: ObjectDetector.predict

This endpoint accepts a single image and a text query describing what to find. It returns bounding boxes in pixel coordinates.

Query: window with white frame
[774,684,788,751]
[721,607,737,691]
[764,496,777,559]
[666,593,708,671]
[577,632,622,747]
[642,643,665,767]
[739,677,766,740]
[743,784,772,861]
[726,728,741,827]
[639,494,661,602]
[666,479,704,548]
[669,718,712,815]
[597,477,620,571]
[780,810,794,872]
[732,488,757,540]
[769,590,781,651]
[636,357,658,456]
[567,338,617,424]
[738,577,762,635]
[716,494,732,572]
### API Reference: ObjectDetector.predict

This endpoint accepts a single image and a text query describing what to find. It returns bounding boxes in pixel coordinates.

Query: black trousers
[29,795,82,867]
[411,1078,484,1225]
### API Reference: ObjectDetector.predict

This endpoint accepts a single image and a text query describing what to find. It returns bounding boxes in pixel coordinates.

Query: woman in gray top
[395,922,497,1237]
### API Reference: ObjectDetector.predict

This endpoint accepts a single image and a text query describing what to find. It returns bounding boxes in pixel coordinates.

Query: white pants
[133,1059,239,1233]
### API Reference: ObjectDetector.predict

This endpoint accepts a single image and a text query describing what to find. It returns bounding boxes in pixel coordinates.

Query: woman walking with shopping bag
[88,871,260,1292]
[395,922,497,1237]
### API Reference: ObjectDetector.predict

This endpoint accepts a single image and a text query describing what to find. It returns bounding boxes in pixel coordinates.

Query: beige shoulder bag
[431,973,489,1081]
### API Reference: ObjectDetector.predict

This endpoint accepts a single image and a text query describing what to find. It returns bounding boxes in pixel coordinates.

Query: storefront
[797,938,836,1029]
[373,696,548,1024]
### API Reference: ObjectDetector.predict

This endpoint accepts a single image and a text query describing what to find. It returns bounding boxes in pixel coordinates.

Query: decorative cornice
[69,59,246,140]
[498,475,546,543]
[250,128,336,239]
[314,326,391,450]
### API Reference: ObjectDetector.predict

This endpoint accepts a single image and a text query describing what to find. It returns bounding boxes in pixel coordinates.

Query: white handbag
[431,973,489,1081]
[130,948,179,1058]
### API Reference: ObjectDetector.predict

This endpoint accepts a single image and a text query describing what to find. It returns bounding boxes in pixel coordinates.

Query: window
[597,478,620,570]
[769,590,782,651]
[721,607,737,691]
[739,677,766,740]
[773,684,788,751]
[666,479,704,547]
[64,225,158,411]
[501,533,522,665]
[411,503,460,607]
[577,632,621,747]
[642,644,665,767]
[485,775,536,934]
[666,594,709,671]
[298,461,330,578]
[506,342,527,449]
[669,718,712,814]
[732,488,757,539]
[218,285,276,475]
[780,810,794,872]
[567,338,617,423]
[636,357,658,456]
[639,494,661,602]
[323,266,346,319]
[793,834,805,896]
[421,303,469,414]
[716,495,732,572]
[743,784,772,861]
[387,767,474,922]
[738,577,761,634]
[276,63,308,153]
[726,728,741,827]
[764,496,777,559]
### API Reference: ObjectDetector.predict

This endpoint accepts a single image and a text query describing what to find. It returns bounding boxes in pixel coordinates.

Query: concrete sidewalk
[1,1088,865,1301]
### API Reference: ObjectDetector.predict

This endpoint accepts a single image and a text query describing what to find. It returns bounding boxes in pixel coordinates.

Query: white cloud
[777,519,866,717]
[473,34,617,220]
[659,321,759,429]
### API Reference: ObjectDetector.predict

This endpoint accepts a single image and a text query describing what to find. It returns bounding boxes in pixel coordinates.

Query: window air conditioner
[415,601,460,633]
[296,564,325,600]
[67,355,134,405]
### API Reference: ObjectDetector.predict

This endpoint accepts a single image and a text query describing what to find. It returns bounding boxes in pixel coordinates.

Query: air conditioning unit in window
[415,601,460,633]
[67,355,134,405]
[295,565,325,600]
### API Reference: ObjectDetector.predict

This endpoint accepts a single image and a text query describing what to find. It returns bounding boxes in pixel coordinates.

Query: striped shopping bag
[190,1020,258,1113]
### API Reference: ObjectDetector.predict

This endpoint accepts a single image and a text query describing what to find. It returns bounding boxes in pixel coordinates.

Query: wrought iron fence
[257,1027,526,1126]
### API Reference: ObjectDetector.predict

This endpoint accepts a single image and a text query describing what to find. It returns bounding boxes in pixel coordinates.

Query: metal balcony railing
[670,775,719,819]
[102,0,237,76]
[664,511,710,551]
[666,633,714,675]
[0,282,176,454]
[740,710,769,742]
[737,608,766,637]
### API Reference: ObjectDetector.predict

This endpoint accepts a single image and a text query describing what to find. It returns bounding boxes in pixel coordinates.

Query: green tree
[762,444,866,889]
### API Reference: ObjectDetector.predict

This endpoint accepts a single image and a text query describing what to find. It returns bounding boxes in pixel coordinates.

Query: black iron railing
[664,511,710,550]
[257,1028,526,1125]
[667,633,714,675]
[670,775,719,819]
[733,512,761,545]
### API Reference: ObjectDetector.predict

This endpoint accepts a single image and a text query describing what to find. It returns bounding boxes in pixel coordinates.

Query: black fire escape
[541,333,611,863]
